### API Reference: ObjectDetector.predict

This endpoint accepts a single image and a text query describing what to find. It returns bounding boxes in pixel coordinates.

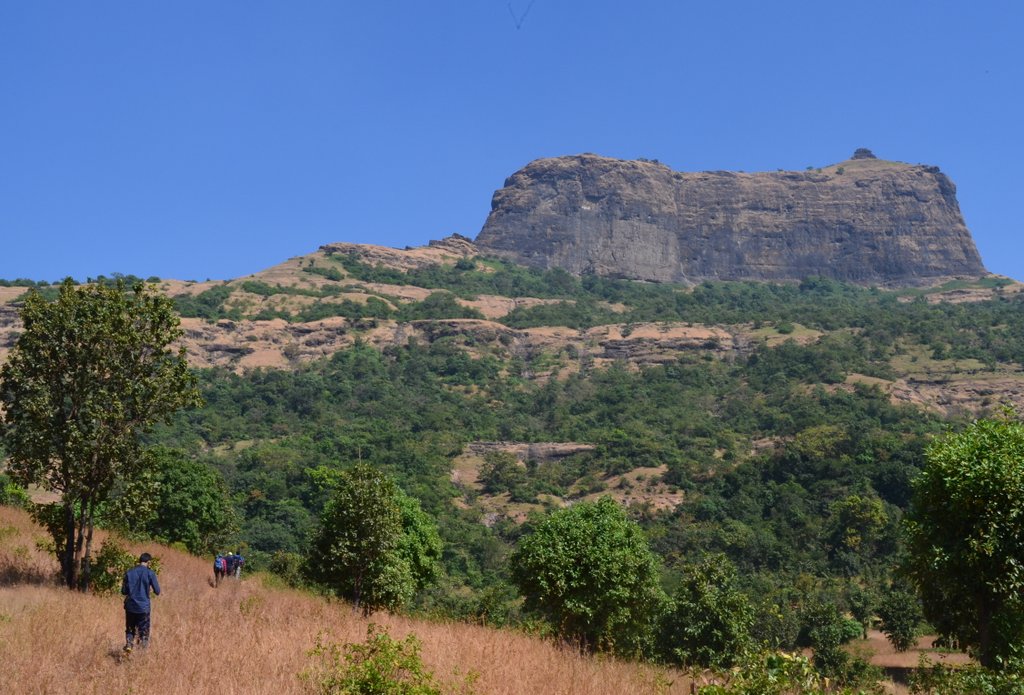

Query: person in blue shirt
[121,552,161,652]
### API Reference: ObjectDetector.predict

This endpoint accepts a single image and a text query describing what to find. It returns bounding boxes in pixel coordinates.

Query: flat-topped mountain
[475,151,987,286]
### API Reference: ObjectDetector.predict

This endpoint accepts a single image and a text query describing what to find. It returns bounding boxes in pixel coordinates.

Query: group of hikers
[119,549,247,653]
[213,550,244,586]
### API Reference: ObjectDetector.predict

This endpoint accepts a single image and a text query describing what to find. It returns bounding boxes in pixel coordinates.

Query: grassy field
[0,505,976,694]
[0,506,693,695]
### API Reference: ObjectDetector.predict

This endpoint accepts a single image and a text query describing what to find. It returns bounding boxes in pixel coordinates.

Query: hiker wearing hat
[121,552,161,652]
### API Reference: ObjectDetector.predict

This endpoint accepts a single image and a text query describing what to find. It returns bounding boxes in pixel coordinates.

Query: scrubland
[0,506,692,695]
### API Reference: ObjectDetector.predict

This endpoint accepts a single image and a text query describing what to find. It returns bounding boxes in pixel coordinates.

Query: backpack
[214,556,225,571]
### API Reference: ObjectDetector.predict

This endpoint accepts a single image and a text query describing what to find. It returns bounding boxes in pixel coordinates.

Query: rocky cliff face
[475,151,987,286]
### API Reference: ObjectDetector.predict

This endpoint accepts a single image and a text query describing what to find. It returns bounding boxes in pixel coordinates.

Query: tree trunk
[978,594,994,669]
[353,568,363,614]
[81,506,95,593]
[62,503,77,589]
[73,504,87,591]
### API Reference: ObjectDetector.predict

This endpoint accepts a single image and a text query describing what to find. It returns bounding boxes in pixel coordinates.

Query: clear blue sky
[2,2,1021,282]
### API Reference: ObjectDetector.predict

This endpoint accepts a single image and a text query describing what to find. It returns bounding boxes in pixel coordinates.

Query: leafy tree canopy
[511,496,668,655]
[306,463,441,613]
[877,583,922,653]
[0,279,201,589]
[658,553,753,668]
[104,446,238,555]
[905,412,1024,668]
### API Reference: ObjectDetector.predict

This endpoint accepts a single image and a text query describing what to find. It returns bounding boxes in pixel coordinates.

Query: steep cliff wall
[475,151,986,286]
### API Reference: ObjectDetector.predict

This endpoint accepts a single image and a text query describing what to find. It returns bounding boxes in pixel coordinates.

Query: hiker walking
[122,552,161,653]
[233,550,244,579]
[213,553,226,586]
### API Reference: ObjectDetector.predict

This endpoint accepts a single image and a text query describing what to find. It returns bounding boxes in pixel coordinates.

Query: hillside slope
[3,239,1021,416]
[0,506,691,695]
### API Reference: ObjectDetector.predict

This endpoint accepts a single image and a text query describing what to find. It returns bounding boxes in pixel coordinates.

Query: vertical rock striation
[475,152,986,286]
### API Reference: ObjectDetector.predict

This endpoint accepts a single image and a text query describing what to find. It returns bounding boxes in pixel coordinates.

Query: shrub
[89,539,138,597]
[302,623,476,695]
[268,550,305,588]
[0,474,31,509]
[697,651,823,695]
[877,585,922,652]
[910,657,1024,694]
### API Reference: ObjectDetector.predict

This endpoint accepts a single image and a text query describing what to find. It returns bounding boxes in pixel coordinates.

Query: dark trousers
[125,610,152,647]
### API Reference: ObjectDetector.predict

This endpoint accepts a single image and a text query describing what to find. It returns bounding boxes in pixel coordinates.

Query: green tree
[105,447,238,555]
[0,279,201,590]
[658,553,753,668]
[477,451,527,495]
[394,492,443,594]
[877,584,922,652]
[846,582,876,641]
[307,463,441,613]
[798,601,861,678]
[824,492,887,574]
[904,414,1024,668]
[510,496,668,655]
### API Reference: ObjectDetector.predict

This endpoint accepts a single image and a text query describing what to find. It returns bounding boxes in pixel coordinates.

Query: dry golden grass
[0,506,692,694]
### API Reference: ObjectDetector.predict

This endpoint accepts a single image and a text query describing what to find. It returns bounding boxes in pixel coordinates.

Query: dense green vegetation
[138,325,947,683]
[103,446,239,556]
[6,262,1024,687]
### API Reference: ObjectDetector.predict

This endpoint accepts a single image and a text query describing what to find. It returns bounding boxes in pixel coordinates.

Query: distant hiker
[213,553,226,586]
[226,552,237,578]
[233,551,244,579]
[121,552,161,653]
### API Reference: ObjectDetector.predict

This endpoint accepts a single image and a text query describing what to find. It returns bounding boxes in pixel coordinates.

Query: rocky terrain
[174,317,736,374]
[475,150,987,286]
[0,237,1021,418]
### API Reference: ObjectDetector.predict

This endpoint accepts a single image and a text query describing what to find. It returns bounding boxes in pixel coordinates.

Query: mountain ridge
[0,239,1021,417]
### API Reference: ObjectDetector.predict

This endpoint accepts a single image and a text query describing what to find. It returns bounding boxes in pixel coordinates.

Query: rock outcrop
[320,233,476,272]
[475,152,987,286]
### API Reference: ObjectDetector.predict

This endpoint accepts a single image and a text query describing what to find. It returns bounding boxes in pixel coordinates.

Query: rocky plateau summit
[475,150,987,286]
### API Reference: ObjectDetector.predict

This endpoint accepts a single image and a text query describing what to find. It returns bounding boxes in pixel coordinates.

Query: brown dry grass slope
[0,506,691,695]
